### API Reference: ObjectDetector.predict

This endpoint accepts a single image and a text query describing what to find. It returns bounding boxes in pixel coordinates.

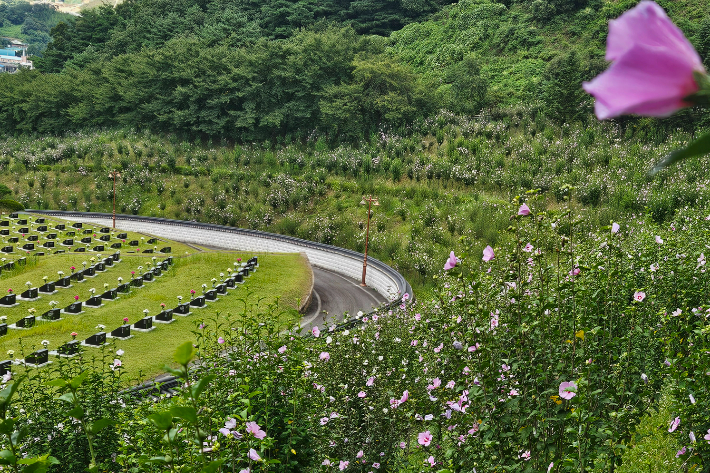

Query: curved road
[300,267,387,333]
[194,244,388,331]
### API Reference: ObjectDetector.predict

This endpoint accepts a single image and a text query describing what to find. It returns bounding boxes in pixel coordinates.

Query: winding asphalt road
[193,244,387,332]
[300,267,387,332]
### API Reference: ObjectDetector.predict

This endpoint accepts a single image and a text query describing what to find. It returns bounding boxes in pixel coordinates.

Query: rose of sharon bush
[583,1,707,119]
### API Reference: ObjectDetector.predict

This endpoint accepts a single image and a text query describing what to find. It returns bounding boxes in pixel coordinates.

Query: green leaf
[69,371,90,390]
[0,418,15,435]
[0,376,25,408]
[649,130,710,176]
[57,392,76,404]
[148,411,173,431]
[0,449,16,465]
[144,456,167,465]
[45,379,67,388]
[169,406,197,423]
[11,426,29,445]
[88,418,115,435]
[200,459,225,473]
[17,454,59,473]
[191,375,216,400]
[163,366,185,378]
[66,406,84,420]
[174,342,195,366]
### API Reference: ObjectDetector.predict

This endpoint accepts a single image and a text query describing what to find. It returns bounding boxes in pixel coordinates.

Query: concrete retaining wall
[27,211,413,303]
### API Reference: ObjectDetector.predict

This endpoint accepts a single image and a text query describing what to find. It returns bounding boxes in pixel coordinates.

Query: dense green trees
[0,0,707,141]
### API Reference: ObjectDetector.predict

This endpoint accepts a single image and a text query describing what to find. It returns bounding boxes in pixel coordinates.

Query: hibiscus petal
[583,44,699,119]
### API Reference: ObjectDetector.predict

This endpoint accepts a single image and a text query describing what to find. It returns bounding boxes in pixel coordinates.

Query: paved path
[300,267,386,332]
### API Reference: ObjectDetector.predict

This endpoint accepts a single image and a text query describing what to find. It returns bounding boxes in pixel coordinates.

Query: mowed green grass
[1,251,312,379]
[0,215,313,380]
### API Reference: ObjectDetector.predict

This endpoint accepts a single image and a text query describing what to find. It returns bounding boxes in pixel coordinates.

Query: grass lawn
[1,251,312,380]
[0,214,313,380]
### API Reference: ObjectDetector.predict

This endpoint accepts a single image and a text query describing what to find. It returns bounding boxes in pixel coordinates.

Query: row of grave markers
[0,252,125,313]
[0,256,259,372]
[1,252,165,329]
[1,214,171,255]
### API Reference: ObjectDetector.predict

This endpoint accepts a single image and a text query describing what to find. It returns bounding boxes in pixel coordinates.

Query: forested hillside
[0,0,708,141]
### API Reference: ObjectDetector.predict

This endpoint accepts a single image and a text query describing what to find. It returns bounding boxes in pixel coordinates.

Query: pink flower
[418,431,433,446]
[218,337,225,344]
[400,390,409,403]
[569,267,580,276]
[426,456,435,467]
[358,391,366,398]
[320,417,329,425]
[74,295,79,301]
[633,291,646,302]
[356,450,363,459]
[444,251,457,270]
[704,429,710,443]
[312,326,321,338]
[246,421,266,439]
[482,245,495,262]
[339,460,349,470]
[518,204,531,216]
[669,416,681,433]
[612,222,620,233]
[372,463,380,469]
[519,451,531,461]
[559,381,577,400]
[366,376,375,386]
[523,243,534,252]
[319,352,330,361]
[71,332,78,338]
[655,235,664,244]
[123,317,129,323]
[676,446,686,457]
[278,345,287,354]
[583,1,706,119]
[248,448,261,461]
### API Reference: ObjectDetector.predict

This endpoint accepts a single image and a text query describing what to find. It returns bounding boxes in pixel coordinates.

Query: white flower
[116,349,124,356]
[25,281,31,287]
[143,309,149,314]
[96,324,105,330]
[41,340,49,347]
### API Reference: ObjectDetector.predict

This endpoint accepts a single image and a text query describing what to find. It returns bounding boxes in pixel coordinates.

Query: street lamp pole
[360,195,379,287]
[109,170,121,229]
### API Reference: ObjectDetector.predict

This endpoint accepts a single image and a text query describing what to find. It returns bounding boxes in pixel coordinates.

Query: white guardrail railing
[26,211,413,304]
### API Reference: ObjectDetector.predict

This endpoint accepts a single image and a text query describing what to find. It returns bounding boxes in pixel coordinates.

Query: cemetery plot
[0,215,310,378]
[1,251,309,378]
